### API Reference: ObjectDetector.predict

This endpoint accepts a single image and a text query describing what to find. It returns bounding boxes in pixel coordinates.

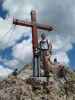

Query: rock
[0,65,74,100]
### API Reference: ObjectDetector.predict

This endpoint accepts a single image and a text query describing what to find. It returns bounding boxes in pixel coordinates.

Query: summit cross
[13,10,54,77]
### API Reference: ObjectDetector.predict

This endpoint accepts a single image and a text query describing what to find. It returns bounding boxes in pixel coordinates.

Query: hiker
[12,68,18,76]
[8,68,18,80]
[39,33,52,78]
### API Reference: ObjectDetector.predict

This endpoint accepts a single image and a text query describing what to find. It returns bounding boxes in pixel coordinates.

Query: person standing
[39,33,52,79]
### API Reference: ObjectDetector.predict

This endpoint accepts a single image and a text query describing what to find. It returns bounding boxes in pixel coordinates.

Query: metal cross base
[31,77,48,82]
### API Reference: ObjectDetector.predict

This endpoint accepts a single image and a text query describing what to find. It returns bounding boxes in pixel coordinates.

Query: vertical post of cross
[31,10,38,51]
[31,10,40,77]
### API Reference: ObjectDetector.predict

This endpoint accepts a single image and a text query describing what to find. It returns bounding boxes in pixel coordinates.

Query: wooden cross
[13,10,54,77]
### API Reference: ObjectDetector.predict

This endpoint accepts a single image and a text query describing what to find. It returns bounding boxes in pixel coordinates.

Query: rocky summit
[0,65,75,100]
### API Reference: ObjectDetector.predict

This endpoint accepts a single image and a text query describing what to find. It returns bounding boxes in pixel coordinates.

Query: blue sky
[68,44,75,69]
[0,1,8,19]
[0,0,75,78]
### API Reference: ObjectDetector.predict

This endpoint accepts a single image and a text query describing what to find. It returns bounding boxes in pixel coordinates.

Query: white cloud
[0,16,31,49]
[4,59,21,69]
[49,34,73,52]
[0,65,13,78]
[12,40,33,65]
[0,17,12,39]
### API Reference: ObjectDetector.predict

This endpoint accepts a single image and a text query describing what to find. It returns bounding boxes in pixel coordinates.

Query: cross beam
[13,10,54,77]
[13,19,53,31]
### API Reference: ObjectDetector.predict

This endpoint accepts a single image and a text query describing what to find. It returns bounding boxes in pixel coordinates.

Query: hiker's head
[41,33,46,40]
[54,58,57,63]
[15,68,18,72]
